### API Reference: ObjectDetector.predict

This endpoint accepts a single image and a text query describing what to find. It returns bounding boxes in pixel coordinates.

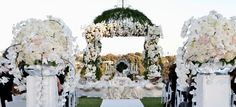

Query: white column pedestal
[196,74,231,107]
[26,76,58,107]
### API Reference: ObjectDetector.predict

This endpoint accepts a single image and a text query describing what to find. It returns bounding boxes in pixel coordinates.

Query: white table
[100,99,144,107]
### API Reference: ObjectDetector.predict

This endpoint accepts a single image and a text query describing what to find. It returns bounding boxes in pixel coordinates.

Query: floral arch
[82,7,163,81]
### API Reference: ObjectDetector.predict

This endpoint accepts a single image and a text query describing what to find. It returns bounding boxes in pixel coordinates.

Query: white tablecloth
[100,99,144,107]
[27,76,58,107]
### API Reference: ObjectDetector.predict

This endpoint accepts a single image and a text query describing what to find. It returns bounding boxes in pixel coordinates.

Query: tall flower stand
[26,67,58,107]
[196,74,231,107]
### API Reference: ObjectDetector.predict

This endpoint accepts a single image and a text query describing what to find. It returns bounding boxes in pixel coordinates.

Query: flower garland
[143,29,163,79]
[83,19,163,80]
[175,47,197,106]
[0,16,79,106]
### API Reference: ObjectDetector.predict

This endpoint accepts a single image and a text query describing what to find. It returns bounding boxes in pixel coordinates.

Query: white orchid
[12,16,74,66]
[0,77,9,85]
[182,11,236,64]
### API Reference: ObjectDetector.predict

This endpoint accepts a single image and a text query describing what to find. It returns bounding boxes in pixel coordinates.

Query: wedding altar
[104,77,142,99]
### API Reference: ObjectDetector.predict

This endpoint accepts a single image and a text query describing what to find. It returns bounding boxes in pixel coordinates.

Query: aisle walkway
[100,99,144,107]
[6,95,26,107]
[5,96,162,107]
[77,97,162,107]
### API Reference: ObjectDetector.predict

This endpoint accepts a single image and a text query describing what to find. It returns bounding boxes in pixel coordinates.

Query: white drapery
[196,74,231,107]
[27,76,58,107]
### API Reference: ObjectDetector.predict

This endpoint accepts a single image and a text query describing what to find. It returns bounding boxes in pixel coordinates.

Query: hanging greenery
[94,8,153,25]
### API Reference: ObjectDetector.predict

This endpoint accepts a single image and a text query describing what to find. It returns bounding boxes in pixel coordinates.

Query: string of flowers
[143,26,163,79]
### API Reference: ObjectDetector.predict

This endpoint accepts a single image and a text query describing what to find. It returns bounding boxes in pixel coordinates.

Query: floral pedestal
[196,74,231,107]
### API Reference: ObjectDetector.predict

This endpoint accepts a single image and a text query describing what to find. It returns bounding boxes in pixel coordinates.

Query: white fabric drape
[26,76,58,107]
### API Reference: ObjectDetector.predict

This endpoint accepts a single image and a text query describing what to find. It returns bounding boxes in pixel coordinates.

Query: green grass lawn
[77,97,163,107]
[141,97,162,107]
[77,97,102,107]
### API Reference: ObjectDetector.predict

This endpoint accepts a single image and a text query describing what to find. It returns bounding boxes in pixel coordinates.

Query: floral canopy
[82,7,163,80]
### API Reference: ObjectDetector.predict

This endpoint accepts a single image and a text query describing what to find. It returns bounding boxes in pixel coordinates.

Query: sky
[0,0,236,56]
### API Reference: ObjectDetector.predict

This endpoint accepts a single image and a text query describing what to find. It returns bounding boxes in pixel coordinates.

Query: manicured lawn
[77,97,162,107]
[77,97,102,107]
[141,97,163,107]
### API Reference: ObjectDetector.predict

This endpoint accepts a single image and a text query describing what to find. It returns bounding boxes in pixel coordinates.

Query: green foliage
[80,66,86,78]
[220,57,236,65]
[34,60,42,65]
[159,57,164,75]
[94,8,153,25]
[95,56,102,80]
[143,51,149,80]
[95,67,102,80]
[192,61,202,67]
[34,60,57,66]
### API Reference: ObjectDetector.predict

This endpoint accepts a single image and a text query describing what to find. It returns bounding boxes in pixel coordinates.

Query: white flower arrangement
[12,16,75,66]
[83,19,163,80]
[181,11,236,66]
[144,29,163,79]
[176,10,236,105]
[147,65,161,79]
[0,16,79,106]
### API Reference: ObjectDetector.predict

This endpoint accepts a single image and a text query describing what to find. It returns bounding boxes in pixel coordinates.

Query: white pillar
[26,76,58,107]
[196,74,231,107]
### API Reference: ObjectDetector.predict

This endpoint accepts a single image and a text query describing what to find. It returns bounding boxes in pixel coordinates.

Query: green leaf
[94,8,153,26]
